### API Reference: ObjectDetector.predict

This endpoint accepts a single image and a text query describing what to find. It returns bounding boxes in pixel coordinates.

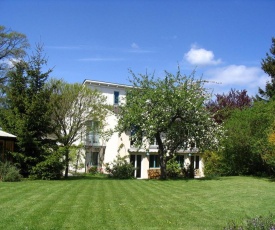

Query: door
[130,154,142,178]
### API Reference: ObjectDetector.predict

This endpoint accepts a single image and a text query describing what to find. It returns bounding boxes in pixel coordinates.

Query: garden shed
[0,130,16,161]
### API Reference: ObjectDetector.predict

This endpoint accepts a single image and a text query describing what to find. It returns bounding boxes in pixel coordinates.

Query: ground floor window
[191,155,200,169]
[149,155,160,168]
[90,152,99,166]
[130,155,142,178]
[176,155,184,168]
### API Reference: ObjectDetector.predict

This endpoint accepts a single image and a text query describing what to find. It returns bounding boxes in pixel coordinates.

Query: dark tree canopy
[0,45,53,176]
[206,89,253,123]
[258,37,275,100]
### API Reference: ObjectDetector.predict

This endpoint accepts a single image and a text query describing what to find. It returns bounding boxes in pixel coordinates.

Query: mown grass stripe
[0,175,275,229]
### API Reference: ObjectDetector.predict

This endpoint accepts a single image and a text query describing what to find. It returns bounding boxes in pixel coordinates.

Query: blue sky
[1,0,275,96]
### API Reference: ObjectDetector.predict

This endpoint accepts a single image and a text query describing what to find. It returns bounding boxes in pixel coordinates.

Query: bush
[166,157,181,178]
[203,151,226,177]
[105,155,135,179]
[30,150,64,180]
[182,164,195,179]
[0,161,22,182]
[88,166,98,175]
[224,213,275,229]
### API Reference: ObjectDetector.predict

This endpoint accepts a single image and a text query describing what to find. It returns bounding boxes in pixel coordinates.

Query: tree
[220,101,275,175]
[258,37,275,100]
[0,45,54,176]
[0,25,29,83]
[49,79,108,178]
[117,69,224,179]
[206,89,252,123]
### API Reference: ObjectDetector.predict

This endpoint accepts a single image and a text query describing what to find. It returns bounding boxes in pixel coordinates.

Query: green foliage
[182,164,195,178]
[0,161,21,182]
[219,101,275,176]
[69,145,85,173]
[30,149,64,180]
[48,79,108,178]
[105,155,135,179]
[0,45,55,177]
[166,157,181,178]
[224,213,275,230]
[88,166,98,175]
[203,151,225,177]
[258,37,275,100]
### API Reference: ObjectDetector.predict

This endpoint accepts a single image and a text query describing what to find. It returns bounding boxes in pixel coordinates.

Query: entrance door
[130,155,142,178]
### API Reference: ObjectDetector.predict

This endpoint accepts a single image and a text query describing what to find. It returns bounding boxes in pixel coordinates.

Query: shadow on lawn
[64,174,112,181]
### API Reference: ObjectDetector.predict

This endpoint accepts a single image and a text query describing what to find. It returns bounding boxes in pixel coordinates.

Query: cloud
[131,43,139,49]
[184,47,221,66]
[0,58,21,68]
[128,42,154,54]
[205,65,269,95]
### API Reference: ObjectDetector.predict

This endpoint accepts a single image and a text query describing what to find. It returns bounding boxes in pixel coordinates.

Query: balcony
[85,134,101,147]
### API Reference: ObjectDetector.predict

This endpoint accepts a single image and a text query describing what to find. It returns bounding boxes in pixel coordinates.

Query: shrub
[88,166,98,175]
[30,150,64,180]
[182,164,194,179]
[105,155,135,179]
[0,161,22,182]
[224,213,275,229]
[203,151,226,177]
[166,157,181,178]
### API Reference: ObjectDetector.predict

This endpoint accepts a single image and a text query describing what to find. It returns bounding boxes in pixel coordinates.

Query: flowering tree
[117,69,224,179]
[49,79,108,178]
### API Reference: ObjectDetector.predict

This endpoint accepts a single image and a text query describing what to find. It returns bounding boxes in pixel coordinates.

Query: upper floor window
[114,91,119,105]
[86,120,100,145]
[130,125,142,147]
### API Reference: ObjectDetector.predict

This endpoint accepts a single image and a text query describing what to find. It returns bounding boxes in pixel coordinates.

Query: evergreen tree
[258,37,275,100]
[0,45,54,176]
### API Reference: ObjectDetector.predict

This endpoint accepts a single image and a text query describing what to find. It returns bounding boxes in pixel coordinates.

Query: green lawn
[0,175,274,229]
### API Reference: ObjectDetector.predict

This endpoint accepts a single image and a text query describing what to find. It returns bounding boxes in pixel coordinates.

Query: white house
[82,79,204,179]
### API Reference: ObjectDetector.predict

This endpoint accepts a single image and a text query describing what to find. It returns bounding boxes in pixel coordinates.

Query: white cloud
[131,43,139,49]
[184,47,221,66]
[205,65,269,95]
[0,58,20,68]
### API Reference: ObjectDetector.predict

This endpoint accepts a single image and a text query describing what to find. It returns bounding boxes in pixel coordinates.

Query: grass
[0,175,274,229]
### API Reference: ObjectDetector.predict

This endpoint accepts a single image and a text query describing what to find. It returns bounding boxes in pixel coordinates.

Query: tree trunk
[159,151,167,180]
[156,132,167,179]
[64,147,69,178]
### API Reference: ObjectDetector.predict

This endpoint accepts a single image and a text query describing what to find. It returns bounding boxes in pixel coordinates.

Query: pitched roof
[0,130,16,138]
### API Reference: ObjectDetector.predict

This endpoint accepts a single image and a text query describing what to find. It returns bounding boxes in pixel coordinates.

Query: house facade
[82,79,204,179]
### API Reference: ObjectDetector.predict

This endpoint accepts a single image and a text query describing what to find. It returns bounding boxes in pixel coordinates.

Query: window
[130,125,142,146]
[191,155,200,169]
[114,91,119,105]
[91,152,99,166]
[176,155,184,168]
[150,138,157,146]
[149,155,160,168]
[86,121,100,145]
[195,155,200,169]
